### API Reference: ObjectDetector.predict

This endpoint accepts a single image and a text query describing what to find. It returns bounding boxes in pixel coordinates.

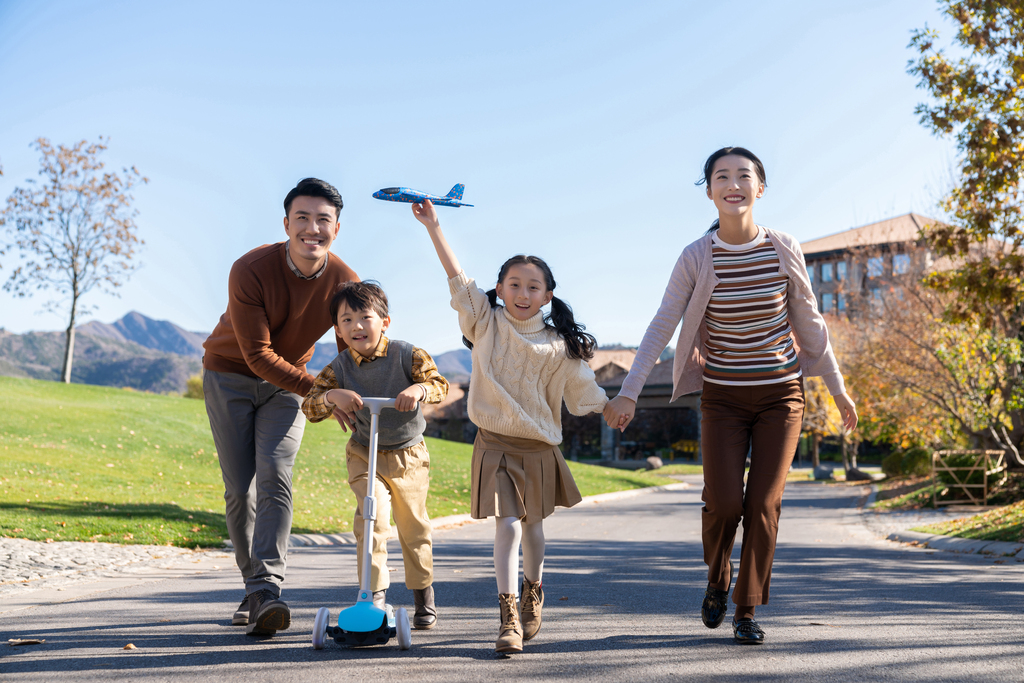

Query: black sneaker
[245,589,291,636]
[733,618,765,644]
[231,596,249,626]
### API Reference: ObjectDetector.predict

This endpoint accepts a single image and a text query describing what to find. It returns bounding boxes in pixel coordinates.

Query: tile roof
[800,213,945,256]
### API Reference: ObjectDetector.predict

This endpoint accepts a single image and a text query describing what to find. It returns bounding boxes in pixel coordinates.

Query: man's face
[334,302,390,358]
[283,195,340,270]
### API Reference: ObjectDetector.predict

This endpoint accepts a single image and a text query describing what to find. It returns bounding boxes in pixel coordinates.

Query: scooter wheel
[312,607,330,650]
[396,607,412,650]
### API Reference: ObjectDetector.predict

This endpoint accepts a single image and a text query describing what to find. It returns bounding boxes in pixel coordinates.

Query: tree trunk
[61,300,77,383]
[812,433,821,468]
[840,433,850,472]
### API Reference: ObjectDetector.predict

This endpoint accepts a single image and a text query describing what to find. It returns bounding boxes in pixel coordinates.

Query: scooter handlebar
[360,397,397,415]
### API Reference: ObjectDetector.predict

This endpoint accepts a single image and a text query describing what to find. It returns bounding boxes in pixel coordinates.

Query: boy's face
[335,302,390,358]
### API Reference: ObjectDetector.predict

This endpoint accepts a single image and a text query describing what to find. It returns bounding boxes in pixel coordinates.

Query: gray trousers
[203,369,306,597]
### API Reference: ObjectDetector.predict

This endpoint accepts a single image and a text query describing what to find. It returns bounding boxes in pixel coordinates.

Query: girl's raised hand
[412,199,440,229]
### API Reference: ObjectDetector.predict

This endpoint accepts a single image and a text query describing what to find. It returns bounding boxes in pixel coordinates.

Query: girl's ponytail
[546,295,596,362]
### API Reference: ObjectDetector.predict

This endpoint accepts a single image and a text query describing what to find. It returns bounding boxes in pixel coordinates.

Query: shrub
[881,447,932,477]
[183,374,203,399]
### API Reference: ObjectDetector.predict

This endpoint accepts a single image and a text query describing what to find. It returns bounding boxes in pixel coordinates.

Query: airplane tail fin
[445,184,465,201]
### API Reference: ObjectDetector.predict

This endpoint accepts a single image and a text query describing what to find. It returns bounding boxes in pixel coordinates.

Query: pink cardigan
[619,227,846,403]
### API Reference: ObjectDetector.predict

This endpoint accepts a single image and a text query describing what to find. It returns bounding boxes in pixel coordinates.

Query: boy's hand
[395,384,425,412]
[412,199,440,230]
[332,406,356,432]
[327,388,363,414]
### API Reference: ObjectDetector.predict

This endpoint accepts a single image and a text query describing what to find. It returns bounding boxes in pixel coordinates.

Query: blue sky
[0,0,955,354]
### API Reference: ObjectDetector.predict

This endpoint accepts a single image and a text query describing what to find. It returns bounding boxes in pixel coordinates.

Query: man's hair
[283,177,344,219]
[330,280,389,323]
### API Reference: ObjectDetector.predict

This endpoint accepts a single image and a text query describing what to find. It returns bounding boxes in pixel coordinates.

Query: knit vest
[329,339,426,449]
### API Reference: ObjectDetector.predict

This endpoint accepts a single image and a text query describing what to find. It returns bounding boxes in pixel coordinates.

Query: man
[202,178,358,636]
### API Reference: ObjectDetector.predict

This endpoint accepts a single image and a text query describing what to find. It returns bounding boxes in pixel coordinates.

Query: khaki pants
[347,438,433,591]
[700,379,805,607]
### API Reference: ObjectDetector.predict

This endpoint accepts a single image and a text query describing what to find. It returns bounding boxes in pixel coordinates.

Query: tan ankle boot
[495,593,523,653]
[519,577,544,641]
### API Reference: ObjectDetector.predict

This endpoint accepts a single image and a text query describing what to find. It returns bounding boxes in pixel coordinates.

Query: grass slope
[0,376,673,547]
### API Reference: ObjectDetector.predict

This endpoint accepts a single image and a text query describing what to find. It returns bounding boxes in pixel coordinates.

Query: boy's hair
[283,177,344,219]
[330,280,389,323]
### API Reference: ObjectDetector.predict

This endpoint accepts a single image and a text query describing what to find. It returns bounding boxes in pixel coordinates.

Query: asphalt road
[1,479,1022,682]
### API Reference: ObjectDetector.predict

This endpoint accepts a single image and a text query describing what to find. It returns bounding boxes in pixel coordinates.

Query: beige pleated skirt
[471,428,583,524]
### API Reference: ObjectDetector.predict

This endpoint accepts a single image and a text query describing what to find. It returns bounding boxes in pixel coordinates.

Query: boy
[301,280,448,629]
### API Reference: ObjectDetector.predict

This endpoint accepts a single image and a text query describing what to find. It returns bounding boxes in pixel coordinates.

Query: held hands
[603,395,636,432]
[412,198,440,230]
[833,392,859,432]
[395,384,425,412]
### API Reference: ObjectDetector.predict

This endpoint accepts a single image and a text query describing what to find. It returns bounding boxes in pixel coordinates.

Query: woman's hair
[695,147,767,233]
[463,255,597,361]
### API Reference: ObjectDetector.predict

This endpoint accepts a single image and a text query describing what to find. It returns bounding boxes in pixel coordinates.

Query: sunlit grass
[912,500,1024,543]
[0,376,677,547]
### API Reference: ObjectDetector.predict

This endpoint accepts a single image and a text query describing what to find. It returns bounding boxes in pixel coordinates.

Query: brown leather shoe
[413,586,437,629]
[519,577,544,641]
[495,593,523,653]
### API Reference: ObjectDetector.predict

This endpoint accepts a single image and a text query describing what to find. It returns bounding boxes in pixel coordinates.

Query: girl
[412,199,608,654]
[604,147,858,645]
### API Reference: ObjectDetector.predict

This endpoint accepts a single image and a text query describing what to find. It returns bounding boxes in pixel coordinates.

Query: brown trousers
[700,378,804,606]
[347,438,433,591]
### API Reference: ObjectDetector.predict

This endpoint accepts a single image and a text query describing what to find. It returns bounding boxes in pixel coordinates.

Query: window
[822,292,834,313]
[836,261,847,281]
[867,257,884,278]
[837,293,845,312]
[821,263,833,282]
[807,262,815,284]
[893,253,910,275]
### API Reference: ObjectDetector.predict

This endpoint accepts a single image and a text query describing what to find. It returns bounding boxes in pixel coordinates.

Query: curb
[886,530,1024,559]
[283,481,692,548]
[866,483,1024,559]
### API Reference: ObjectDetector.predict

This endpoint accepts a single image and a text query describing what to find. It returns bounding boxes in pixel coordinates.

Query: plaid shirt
[302,336,449,422]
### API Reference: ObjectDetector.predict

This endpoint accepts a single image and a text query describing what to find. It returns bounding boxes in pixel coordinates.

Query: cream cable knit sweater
[449,271,608,445]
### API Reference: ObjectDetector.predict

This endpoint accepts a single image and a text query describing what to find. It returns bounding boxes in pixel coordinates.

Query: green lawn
[911,500,1024,543]
[0,376,674,547]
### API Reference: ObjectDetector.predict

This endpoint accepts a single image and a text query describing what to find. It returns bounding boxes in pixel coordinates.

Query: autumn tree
[907,1,1024,466]
[1,137,146,383]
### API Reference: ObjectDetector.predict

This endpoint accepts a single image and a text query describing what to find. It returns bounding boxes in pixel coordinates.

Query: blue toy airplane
[372,184,474,208]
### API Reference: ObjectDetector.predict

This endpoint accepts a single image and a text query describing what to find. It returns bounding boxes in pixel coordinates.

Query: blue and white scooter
[311,398,412,651]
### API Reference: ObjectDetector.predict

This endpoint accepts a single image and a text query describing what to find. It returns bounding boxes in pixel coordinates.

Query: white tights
[493,516,545,595]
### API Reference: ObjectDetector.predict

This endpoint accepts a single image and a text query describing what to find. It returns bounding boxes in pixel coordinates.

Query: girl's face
[706,154,764,218]
[495,263,553,321]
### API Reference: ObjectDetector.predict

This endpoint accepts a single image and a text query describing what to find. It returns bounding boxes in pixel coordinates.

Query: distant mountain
[435,348,471,383]
[78,311,208,358]
[0,328,200,393]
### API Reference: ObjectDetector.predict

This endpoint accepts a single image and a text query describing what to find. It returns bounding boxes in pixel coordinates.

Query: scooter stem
[357,398,396,602]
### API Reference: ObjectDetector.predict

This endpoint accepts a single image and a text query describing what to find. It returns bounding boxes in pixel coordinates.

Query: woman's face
[706,154,764,218]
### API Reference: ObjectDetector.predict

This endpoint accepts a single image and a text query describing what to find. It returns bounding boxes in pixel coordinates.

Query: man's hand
[412,199,439,230]
[603,395,636,432]
[395,384,425,412]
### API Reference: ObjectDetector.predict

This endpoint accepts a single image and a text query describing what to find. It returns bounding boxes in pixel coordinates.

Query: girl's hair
[695,146,767,234]
[463,255,597,361]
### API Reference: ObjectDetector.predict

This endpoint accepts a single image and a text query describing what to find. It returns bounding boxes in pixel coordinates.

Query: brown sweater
[202,242,358,397]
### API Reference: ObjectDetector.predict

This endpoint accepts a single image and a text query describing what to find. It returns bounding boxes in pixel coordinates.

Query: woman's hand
[833,392,859,432]
[603,395,637,432]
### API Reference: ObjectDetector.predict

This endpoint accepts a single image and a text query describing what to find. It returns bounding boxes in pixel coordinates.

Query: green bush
[183,373,204,399]
[935,452,1002,489]
[881,447,932,477]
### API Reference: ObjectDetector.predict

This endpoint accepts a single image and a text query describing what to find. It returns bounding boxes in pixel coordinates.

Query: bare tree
[1,137,146,382]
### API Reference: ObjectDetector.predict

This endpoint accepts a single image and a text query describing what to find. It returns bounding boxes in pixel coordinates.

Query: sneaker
[245,589,291,636]
[519,578,543,640]
[495,593,523,654]
[231,596,249,626]
[413,586,437,630]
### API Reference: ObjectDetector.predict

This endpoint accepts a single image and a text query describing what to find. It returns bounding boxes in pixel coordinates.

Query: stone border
[284,481,692,548]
